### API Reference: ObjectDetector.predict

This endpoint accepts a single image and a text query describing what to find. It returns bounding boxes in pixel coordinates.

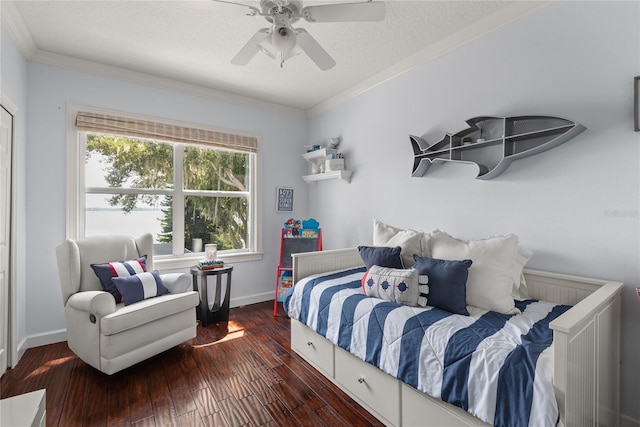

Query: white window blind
[76,112,257,153]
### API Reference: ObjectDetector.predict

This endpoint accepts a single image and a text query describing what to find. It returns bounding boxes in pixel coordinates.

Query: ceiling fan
[213,0,386,70]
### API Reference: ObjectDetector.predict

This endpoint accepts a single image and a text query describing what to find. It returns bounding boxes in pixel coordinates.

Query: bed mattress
[284,266,570,427]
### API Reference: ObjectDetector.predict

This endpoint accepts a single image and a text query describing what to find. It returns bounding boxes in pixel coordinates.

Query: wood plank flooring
[1,301,383,427]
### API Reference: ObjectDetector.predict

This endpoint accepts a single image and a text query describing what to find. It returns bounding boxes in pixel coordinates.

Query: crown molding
[1,2,304,117]
[3,0,554,119]
[29,50,307,117]
[1,1,37,58]
[307,1,555,117]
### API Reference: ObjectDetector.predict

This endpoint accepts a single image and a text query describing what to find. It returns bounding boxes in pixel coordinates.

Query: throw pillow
[91,256,147,303]
[412,255,472,315]
[372,218,426,267]
[512,245,533,300]
[358,245,404,269]
[112,270,169,306]
[361,266,424,307]
[430,231,520,314]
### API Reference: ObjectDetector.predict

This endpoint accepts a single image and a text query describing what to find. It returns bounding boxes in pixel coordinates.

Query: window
[68,108,261,267]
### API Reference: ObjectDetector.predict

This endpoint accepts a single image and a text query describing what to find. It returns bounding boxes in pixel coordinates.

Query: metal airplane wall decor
[410,115,586,179]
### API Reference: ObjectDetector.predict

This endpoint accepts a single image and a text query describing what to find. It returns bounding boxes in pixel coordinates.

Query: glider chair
[56,233,199,375]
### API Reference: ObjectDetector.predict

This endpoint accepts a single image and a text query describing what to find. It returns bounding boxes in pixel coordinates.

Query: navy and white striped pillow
[91,256,146,303]
[112,270,169,306]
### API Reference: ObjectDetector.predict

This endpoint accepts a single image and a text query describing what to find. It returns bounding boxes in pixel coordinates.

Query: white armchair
[55,233,199,375]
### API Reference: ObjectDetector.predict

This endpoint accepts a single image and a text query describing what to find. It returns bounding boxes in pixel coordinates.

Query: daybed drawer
[334,346,400,426]
[290,319,334,377]
[402,383,489,427]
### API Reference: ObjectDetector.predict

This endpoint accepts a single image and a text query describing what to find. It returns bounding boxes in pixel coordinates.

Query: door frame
[1,92,18,371]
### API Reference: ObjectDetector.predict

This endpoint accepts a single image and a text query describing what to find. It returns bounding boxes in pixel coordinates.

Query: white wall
[307,1,640,421]
[1,23,29,362]
[3,0,639,422]
[22,63,308,343]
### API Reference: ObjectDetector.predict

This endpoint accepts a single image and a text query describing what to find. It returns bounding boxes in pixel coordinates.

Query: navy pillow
[91,256,147,303]
[358,246,404,269]
[412,255,472,315]
[112,270,169,306]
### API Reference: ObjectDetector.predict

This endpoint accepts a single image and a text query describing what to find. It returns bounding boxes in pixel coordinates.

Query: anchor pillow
[361,265,428,307]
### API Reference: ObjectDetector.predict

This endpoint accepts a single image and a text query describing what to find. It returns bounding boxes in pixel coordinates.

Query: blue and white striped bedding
[283,267,570,427]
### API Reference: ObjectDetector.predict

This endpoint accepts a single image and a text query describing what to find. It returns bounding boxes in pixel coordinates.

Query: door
[0,105,13,376]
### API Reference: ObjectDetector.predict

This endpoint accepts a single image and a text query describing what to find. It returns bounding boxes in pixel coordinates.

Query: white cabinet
[301,148,352,183]
[291,319,334,377]
[290,319,492,427]
[0,389,46,427]
[335,346,401,426]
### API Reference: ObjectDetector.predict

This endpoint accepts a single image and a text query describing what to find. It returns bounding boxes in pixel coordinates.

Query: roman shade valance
[76,112,257,153]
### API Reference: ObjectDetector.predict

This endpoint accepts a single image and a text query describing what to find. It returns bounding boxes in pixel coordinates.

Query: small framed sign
[276,187,294,212]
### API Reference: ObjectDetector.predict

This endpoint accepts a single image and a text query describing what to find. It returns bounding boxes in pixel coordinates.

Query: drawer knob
[358,377,365,384]
[307,341,313,346]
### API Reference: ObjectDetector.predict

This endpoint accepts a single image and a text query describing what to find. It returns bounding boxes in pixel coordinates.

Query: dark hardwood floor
[1,301,383,427]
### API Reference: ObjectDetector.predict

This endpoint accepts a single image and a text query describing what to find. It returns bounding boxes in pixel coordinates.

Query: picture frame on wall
[635,76,640,132]
[276,187,294,212]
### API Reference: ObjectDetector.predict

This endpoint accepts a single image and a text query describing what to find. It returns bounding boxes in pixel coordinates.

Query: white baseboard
[24,329,66,349]
[230,291,274,309]
[622,414,640,427]
[14,329,66,367]
[13,293,274,362]
[13,336,28,367]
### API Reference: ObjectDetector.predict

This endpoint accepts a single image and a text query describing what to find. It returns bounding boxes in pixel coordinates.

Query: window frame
[67,105,263,269]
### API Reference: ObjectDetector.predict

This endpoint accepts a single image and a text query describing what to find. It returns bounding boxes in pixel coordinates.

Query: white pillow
[512,245,533,300]
[372,218,425,268]
[430,231,520,314]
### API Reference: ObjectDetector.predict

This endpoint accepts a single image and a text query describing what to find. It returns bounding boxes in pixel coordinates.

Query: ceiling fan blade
[209,0,261,16]
[301,1,386,23]
[231,28,271,65]
[295,29,336,71]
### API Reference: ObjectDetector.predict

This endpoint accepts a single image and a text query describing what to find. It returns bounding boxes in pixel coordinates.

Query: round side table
[190,265,233,327]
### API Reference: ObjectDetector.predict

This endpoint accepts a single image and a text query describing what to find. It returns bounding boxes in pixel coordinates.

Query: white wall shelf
[302,170,352,183]
[410,115,585,179]
[302,149,352,183]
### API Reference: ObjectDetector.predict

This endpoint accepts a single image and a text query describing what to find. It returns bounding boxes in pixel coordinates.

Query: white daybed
[289,247,622,427]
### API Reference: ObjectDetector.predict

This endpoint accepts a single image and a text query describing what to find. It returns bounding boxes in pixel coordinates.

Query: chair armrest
[161,273,192,294]
[66,291,116,317]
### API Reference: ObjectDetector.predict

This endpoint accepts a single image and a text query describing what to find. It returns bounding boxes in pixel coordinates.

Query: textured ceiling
[4,1,547,112]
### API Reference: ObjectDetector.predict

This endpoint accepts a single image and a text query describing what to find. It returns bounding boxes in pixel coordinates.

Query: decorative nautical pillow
[91,256,147,303]
[112,270,169,306]
[412,255,472,315]
[358,245,404,269]
[361,265,427,307]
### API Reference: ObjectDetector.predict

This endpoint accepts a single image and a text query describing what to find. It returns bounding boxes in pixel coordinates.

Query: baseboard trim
[25,329,66,349]
[230,291,274,309]
[14,293,274,358]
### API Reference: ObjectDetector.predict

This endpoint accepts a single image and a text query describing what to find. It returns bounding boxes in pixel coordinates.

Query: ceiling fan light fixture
[272,24,297,52]
[223,0,387,70]
[270,12,297,53]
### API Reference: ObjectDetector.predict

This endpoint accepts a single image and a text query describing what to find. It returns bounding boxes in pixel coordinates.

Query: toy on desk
[283,218,301,237]
[197,259,225,270]
[274,218,322,316]
[283,218,319,238]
